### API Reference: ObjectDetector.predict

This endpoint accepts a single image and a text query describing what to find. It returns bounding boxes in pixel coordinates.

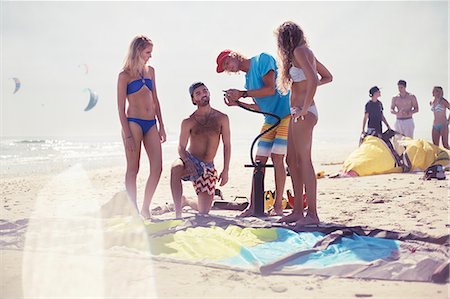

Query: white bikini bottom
[307,104,318,118]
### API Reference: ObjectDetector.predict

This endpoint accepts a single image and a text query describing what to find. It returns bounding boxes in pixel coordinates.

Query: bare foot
[140,209,151,220]
[277,211,303,223]
[271,202,284,216]
[268,207,284,217]
[237,207,254,217]
[294,214,320,228]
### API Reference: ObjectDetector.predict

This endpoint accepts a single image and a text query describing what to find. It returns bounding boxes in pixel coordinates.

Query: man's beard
[197,97,210,107]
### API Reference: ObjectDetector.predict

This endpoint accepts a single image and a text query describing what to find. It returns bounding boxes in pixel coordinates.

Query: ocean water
[0,131,356,177]
[1,137,124,176]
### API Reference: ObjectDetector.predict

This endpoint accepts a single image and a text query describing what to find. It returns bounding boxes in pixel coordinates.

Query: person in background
[275,21,333,226]
[117,35,166,219]
[217,49,290,216]
[390,80,419,138]
[362,86,392,137]
[430,86,449,149]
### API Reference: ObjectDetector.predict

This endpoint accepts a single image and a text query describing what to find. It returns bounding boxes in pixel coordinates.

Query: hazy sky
[1,1,448,140]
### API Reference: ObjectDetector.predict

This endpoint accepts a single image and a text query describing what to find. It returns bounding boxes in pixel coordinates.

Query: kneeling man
[171,82,231,218]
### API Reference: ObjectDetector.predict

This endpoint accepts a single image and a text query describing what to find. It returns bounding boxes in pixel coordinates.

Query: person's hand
[399,109,409,117]
[298,108,308,118]
[224,96,239,107]
[218,170,229,186]
[290,106,305,122]
[125,135,136,152]
[183,159,197,177]
[224,89,242,102]
[159,126,167,143]
[223,90,240,107]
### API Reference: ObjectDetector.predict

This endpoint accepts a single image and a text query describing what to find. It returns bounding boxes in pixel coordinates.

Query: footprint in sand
[269,285,287,293]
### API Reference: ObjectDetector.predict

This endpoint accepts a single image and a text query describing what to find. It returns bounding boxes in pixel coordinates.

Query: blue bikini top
[127,74,153,95]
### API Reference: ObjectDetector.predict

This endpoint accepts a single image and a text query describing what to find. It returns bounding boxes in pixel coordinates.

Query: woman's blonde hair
[274,21,307,94]
[123,35,153,77]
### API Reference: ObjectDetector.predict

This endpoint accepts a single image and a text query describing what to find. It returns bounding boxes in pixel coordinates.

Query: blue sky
[1,1,448,140]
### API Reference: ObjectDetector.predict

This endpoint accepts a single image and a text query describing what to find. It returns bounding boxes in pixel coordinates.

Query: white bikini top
[431,100,445,113]
[289,65,307,82]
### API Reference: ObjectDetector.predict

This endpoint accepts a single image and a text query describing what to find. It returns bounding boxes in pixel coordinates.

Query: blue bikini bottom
[127,118,156,135]
[433,121,449,132]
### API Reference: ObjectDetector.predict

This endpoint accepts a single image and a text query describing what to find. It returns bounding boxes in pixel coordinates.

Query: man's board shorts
[256,115,290,157]
[395,118,414,138]
[181,151,218,196]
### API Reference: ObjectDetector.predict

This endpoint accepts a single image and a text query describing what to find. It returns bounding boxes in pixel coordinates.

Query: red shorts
[192,167,218,196]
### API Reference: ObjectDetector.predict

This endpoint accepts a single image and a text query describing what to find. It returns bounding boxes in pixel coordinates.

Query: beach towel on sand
[342,134,450,176]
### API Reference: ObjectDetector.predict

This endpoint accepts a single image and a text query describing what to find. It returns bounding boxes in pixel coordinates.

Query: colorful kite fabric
[106,215,449,283]
[343,135,450,176]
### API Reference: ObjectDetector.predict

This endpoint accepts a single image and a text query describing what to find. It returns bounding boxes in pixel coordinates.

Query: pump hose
[236,102,282,166]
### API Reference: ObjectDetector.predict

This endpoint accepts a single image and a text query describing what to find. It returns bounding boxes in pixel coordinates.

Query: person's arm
[117,72,135,152]
[382,114,391,130]
[224,91,259,110]
[443,99,450,122]
[316,59,333,86]
[411,95,419,114]
[177,119,191,161]
[362,112,368,133]
[177,119,197,177]
[219,114,231,186]
[224,70,276,105]
[390,97,398,115]
[149,66,166,142]
[294,47,319,115]
[235,99,259,111]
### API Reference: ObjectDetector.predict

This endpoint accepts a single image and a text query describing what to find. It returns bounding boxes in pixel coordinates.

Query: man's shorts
[181,152,218,196]
[256,115,290,157]
[395,118,414,138]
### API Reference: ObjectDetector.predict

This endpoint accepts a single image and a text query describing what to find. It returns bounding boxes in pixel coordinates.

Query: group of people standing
[117,20,448,226]
[362,80,449,149]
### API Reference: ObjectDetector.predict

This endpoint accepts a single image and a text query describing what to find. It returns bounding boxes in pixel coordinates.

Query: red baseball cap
[216,50,232,73]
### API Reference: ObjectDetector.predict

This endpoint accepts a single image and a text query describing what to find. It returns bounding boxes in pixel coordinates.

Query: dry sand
[1,155,449,298]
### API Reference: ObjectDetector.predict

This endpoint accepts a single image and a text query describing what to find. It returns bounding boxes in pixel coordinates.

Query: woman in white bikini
[275,21,333,226]
[430,86,450,149]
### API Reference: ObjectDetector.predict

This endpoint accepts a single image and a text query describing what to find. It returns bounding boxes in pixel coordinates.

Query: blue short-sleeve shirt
[244,53,290,124]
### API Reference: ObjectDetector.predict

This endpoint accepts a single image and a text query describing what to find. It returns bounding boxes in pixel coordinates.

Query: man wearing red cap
[216,50,290,216]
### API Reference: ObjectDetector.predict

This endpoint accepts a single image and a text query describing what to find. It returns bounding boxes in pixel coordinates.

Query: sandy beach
[2,0,448,297]
[1,145,449,299]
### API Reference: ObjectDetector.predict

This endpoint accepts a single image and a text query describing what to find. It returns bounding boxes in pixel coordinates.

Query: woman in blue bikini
[117,35,166,219]
[430,86,449,149]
